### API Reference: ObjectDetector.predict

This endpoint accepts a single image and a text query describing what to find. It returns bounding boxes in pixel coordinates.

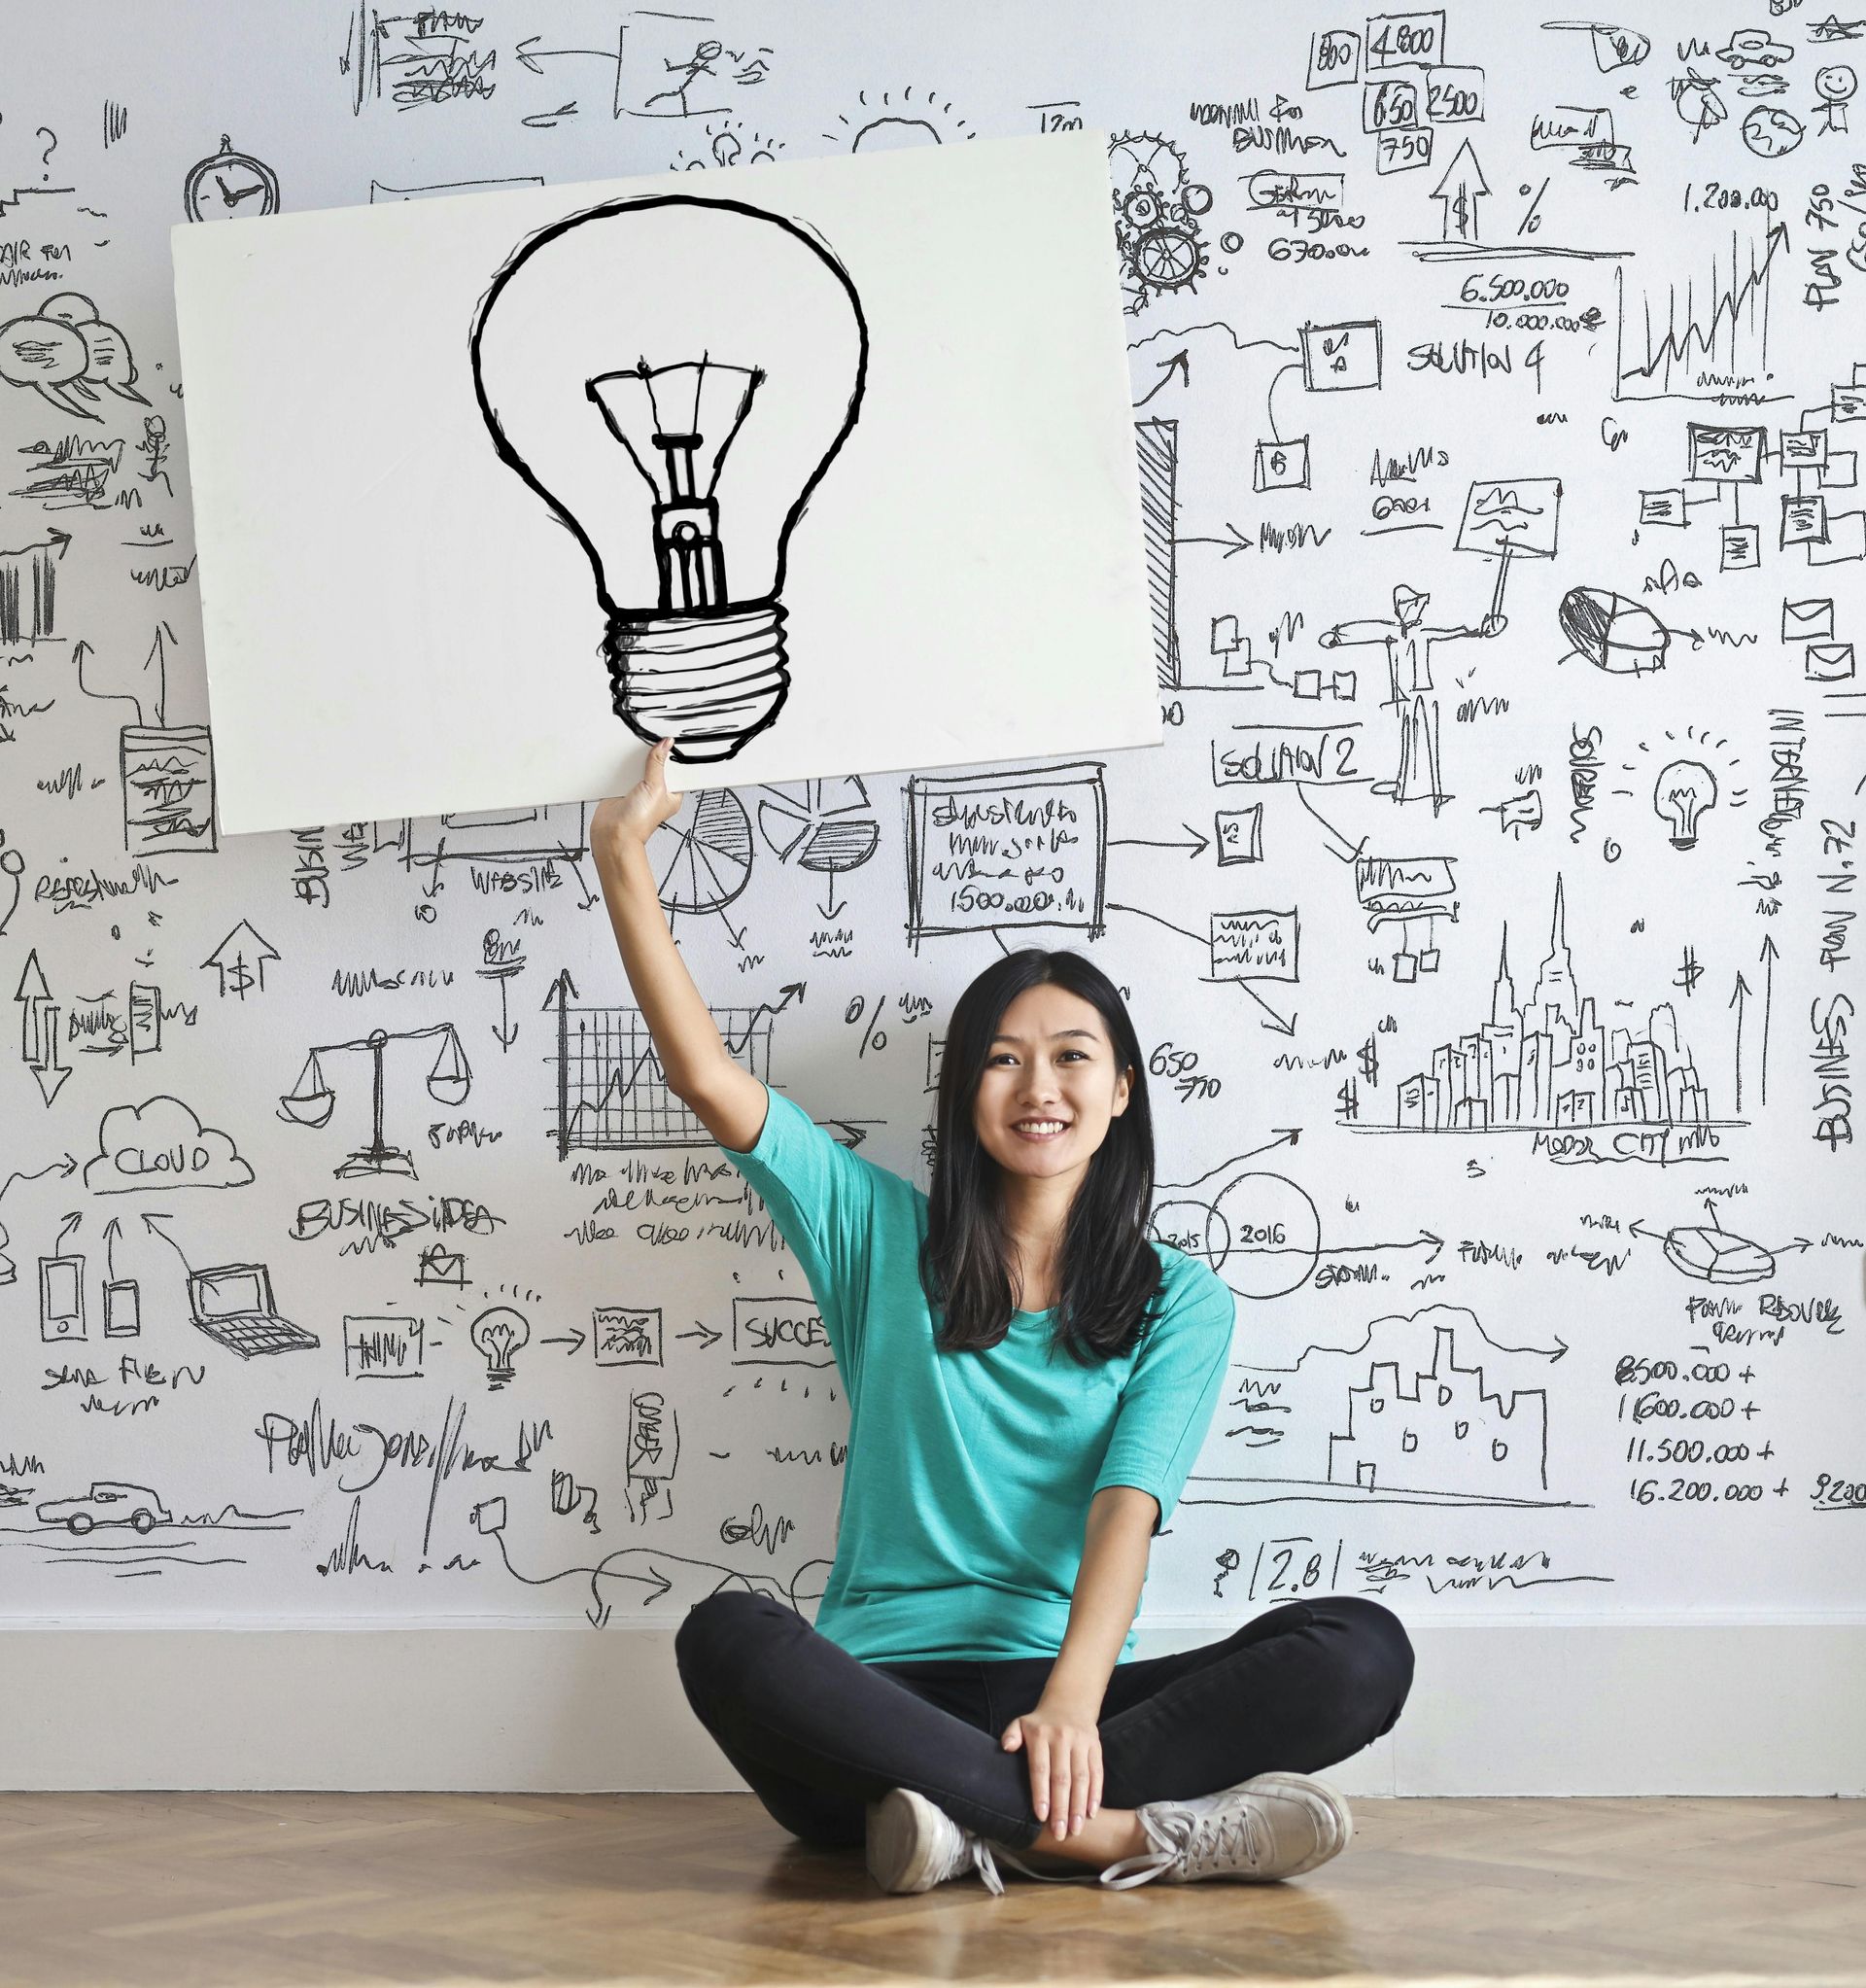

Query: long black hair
[919,949,1163,1367]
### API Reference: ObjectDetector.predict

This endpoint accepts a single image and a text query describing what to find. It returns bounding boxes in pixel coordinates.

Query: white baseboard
[3,1618,1861,1794]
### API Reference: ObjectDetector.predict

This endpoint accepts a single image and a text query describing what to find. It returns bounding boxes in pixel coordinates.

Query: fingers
[1019,1722,1103,1839]
[1030,1743,1091,1837]
[1047,1746,1093,1837]
[1070,1744,1094,1834]
[1074,1744,1101,1833]
[640,737,676,810]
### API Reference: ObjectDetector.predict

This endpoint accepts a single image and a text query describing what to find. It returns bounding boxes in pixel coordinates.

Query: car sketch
[35,1481,172,1535]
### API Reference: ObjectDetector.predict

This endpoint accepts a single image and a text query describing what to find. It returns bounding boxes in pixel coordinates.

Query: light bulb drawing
[469,1304,530,1386]
[470,194,868,764]
[1615,730,1745,852]
[1652,758,1718,849]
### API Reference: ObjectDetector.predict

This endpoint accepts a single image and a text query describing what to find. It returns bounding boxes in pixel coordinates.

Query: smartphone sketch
[104,1279,142,1339]
[39,1255,84,1343]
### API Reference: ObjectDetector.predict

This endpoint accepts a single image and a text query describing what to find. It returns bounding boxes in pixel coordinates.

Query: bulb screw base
[604,601,788,762]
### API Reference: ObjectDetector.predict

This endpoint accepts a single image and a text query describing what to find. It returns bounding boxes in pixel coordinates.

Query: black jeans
[674,1587,1415,1852]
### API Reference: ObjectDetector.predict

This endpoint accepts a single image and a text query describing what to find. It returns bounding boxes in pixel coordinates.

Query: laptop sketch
[187,1264,320,1357]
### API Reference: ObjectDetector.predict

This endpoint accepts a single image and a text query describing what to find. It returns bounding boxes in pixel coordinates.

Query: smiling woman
[589,753,1412,1899]
[924,950,1158,1366]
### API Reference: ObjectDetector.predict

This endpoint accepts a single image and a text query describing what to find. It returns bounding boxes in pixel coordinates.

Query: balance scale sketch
[280,1024,472,1178]
[1183,1307,1578,1517]
[470,194,868,764]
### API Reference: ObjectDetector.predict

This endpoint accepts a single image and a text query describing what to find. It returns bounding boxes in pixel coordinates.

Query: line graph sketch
[545,976,776,1155]
[1613,225,1788,403]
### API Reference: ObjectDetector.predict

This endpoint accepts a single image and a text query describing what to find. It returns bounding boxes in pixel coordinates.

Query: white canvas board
[169,131,1160,834]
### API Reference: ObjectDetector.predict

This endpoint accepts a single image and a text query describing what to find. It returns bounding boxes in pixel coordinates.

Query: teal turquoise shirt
[719,1086,1236,1664]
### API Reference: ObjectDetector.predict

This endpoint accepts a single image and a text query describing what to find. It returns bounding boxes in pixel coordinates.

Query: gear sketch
[1109,130,1213,313]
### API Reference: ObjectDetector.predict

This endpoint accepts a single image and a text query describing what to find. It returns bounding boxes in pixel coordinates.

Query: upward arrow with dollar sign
[201,921,279,998]
[1432,137,1489,244]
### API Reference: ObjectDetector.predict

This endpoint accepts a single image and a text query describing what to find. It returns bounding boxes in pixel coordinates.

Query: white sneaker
[864,1787,1009,1897]
[1097,1772,1354,1888]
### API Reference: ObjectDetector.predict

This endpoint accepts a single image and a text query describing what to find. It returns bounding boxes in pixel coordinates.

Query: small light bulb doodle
[469,1305,531,1386]
[1652,759,1718,850]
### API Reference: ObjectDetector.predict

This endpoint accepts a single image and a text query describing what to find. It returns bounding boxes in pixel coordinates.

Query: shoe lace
[1183,1800,1267,1880]
[1098,1799,1267,1889]
[966,1835,1007,1897]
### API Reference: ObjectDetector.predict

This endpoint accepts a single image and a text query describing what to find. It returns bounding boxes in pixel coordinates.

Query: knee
[1316,1597,1415,1719]
[674,1587,781,1703]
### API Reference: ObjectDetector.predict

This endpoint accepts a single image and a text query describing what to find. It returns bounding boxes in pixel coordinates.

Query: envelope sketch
[1781,598,1835,643]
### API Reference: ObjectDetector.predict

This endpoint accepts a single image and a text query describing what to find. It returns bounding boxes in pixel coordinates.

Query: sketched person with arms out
[589,742,1414,1897]
[1320,582,1506,815]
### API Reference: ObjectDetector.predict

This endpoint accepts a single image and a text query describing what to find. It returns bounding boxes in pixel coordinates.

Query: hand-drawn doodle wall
[2,0,1860,1634]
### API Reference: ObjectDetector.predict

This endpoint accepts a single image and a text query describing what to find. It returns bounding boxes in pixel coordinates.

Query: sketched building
[1329,1312,1549,1498]
[1395,876,1710,1132]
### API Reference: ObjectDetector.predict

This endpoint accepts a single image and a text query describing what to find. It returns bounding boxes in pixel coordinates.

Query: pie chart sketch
[756,777,881,874]
[1558,586,1670,676]
[795,815,880,878]
[648,788,754,915]
[1663,1222,1773,1282]
[1152,1165,1321,1301]
[1659,1203,1779,1284]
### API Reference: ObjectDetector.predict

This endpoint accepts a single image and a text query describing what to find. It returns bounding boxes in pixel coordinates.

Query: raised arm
[1425,610,1508,642]
[588,738,770,1155]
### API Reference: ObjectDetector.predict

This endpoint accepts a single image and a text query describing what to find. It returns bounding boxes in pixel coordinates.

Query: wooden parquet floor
[1,1792,1860,1987]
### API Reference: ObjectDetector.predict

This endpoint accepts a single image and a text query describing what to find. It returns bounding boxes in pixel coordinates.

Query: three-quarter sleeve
[1091,1268,1234,1534]
[717,1086,881,1382]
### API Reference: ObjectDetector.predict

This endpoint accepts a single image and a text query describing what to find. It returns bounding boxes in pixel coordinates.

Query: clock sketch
[183,135,281,222]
